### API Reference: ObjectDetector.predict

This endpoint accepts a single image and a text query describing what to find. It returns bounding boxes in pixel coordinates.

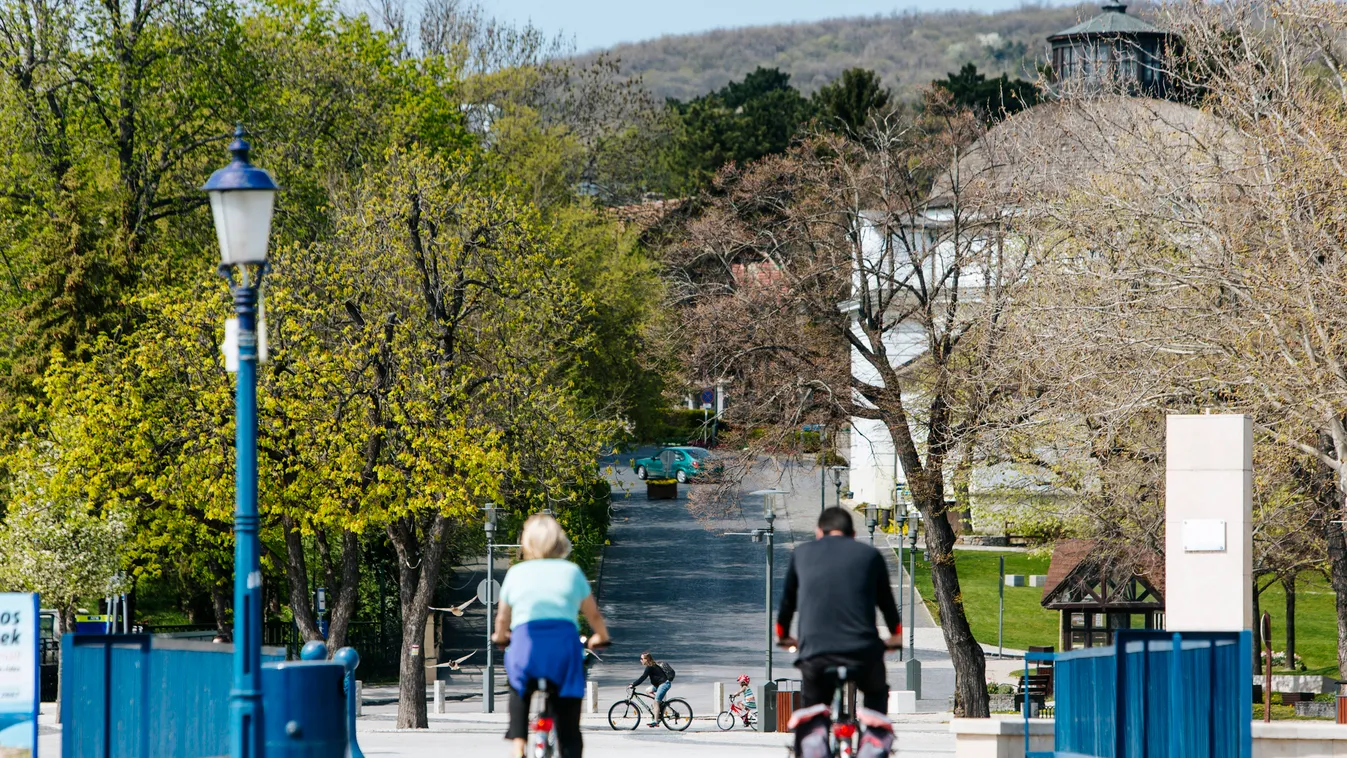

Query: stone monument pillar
[1164,414,1253,632]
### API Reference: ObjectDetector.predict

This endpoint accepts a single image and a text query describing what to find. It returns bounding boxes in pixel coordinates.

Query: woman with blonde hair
[493,512,610,758]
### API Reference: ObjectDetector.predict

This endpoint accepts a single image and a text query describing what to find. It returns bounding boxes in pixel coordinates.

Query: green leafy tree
[0,0,248,415]
[667,66,814,191]
[932,63,1039,124]
[301,145,618,727]
[813,67,892,135]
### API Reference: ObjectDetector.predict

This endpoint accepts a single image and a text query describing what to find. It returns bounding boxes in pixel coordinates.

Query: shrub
[1261,649,1307,672]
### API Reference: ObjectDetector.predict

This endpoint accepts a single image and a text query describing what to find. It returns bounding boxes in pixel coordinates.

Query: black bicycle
[607,687,693,731]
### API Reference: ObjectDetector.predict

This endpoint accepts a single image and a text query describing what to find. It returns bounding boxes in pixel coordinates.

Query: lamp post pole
[906,510,921,699]
[820,426,826,514]
[828,466,846,510]
[484,504,497,714]
[739,490,787,686]
[765,506,775,684]
[232,280,262,757]
[896,519,904,661]
[205,126,279,758]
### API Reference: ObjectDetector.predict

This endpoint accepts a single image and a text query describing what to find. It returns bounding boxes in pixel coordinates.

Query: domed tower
[1048,3,1175,98]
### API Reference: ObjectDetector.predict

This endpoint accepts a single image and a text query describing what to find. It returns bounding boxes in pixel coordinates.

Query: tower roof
[1049,4,1167,41]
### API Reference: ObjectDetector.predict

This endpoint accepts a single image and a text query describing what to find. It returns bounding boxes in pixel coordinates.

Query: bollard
[355,680,363,717]
[261,659,346,757]
[757,682,777,733]
[713,682,725,713]
[301,639,328,661]
[434,680,445,714]
[585,681,598,714]
[333,647,366,758]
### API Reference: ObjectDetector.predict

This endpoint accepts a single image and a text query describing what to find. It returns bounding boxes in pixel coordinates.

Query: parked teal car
[634,446,716,483]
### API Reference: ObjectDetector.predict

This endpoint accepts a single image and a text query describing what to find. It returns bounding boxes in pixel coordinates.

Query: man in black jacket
[777,507,902,755]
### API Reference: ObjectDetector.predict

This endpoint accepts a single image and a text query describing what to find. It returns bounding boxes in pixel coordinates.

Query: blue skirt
[504,619,586,699]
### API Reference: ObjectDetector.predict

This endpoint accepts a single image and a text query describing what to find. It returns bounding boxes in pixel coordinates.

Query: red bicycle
[716,691,759,730]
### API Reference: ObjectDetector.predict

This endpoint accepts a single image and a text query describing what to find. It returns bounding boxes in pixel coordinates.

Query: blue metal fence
[1025,630,1252,758]
[62,634,286,758]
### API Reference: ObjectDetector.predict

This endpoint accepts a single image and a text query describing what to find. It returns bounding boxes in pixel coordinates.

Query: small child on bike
[732,675,757,712]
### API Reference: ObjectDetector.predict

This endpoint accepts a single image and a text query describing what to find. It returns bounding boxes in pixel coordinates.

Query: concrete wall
[1164,414,1253,632]
[953,718,1347,758]
[949,719,1056,758]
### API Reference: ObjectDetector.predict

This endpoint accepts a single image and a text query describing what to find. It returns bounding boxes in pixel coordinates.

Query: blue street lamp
[204,125,279,758]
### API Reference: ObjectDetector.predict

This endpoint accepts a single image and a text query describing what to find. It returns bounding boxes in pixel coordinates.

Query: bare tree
[662,93,1053,717]
[1001,0,1347,675]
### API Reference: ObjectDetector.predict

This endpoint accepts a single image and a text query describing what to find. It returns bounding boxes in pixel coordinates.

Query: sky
[482,0,1073,51]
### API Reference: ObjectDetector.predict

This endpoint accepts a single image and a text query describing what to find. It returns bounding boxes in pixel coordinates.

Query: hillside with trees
[585,3,1125,101]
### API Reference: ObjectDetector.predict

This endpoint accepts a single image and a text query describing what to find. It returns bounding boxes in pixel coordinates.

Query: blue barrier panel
[261,660,346,757]
[1025,630,1251,758]
[62,634,285,758]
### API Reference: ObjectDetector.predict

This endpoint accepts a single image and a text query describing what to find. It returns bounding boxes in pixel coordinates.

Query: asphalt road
[588,448,954,718]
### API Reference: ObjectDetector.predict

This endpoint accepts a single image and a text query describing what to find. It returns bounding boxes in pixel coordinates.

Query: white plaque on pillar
[1182,519,1226,552]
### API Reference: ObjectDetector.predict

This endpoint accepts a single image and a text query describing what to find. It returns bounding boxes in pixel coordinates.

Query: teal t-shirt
[499,558,591,630]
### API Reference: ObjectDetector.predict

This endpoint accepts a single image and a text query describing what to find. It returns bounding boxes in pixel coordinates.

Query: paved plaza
[36,710,958,757]
[351,713,956,756]
[36,450,998,756]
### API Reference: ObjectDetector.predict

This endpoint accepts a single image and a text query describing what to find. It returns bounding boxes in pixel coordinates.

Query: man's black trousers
[798,651,889,714]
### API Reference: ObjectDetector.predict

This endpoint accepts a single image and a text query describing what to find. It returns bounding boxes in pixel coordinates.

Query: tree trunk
[282,515,323,643]
[1325,499,1347,680]
[55,607,76,725]
[1284,574,1297,666]
[325,531,362,653]
[918,491,988,717]
[1252,577,1262,672]
[206,557,233,642]
[389,513,452,728]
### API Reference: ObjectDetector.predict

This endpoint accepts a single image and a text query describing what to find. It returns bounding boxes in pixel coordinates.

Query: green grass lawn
[907,548,1342,674]
[1256,573,1339,675]
[906,548,1059,652]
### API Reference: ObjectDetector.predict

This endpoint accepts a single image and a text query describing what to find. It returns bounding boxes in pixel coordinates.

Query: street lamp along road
[905,508,922,698]
[731,489,788,687]
[863,503,879,546]
[483,503,498,714]
[204,125,278,758]
[828,465,847,508]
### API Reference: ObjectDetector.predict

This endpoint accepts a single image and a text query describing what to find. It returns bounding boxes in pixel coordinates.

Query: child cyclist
[731,675,757,725]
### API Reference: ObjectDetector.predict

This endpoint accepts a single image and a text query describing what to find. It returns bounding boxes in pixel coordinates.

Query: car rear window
[687,449,711,460]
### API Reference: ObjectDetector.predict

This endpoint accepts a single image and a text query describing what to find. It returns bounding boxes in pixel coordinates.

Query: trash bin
[775,679,802,732]
[1337,681,1347,725]
[757,681,778,733]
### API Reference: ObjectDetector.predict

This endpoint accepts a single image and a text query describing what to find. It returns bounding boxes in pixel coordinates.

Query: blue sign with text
[0,593,38,757]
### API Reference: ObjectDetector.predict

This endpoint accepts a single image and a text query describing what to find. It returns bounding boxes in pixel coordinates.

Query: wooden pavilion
[1041,539,1165,651]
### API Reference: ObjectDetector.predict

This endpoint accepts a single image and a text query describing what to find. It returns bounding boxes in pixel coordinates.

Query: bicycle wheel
[716,711,734,731]
[661,698,693,731]
[608,699,641,730]
[530,732,552,758]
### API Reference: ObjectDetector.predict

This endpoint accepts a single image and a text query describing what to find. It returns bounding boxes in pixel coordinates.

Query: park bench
[1026,645,1055,696]
[1015,673,1051,714]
